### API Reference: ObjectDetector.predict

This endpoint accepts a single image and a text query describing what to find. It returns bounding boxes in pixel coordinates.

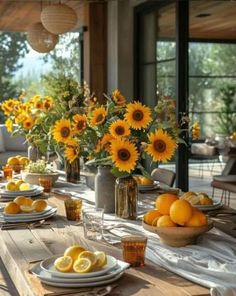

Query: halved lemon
[20,205,34,213]
[64,245,85,261]
[78,251,97,267]
[54,256,73,272]
[94,251,107,268]
[19,183,31,191]
[73,258,92,273]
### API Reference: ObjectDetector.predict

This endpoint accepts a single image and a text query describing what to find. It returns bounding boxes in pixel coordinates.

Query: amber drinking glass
[39,177,52,193]
[64,198,82,221]
[121,235,147,267]
[2,165,13,180]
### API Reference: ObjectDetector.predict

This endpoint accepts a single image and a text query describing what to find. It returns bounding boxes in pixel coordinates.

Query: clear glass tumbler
[82,208,104,241]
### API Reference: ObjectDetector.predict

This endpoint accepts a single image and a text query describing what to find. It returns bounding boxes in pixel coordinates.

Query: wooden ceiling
[0,0,235,40]
[158,1,236,40]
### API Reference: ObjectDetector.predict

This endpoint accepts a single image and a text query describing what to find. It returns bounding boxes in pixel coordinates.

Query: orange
[199,196,213,206]
[143,209,162,226]
[5,181,17,191]
[157,215,177,227]
[19,157,30,166]
[185,209,207,227]
[21,197,33,206]
[14,196,28,206]
[170,199,193,226]
[140,176,154,185]
[4,202,21,214]
[155,193,179,215]
[7,157,20,166]
[133,176,141,184]
[64,245,85,261]
[32,199,47,212]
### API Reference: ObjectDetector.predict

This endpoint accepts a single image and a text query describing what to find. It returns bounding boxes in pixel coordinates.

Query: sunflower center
[44,102,50,109]
[115,126,125,135]
[118,149,131,161]
[153,140,166,153]
[96,114,104,123]
[61,127,70,138]
[133,110,144,121]
[77,120,85,130]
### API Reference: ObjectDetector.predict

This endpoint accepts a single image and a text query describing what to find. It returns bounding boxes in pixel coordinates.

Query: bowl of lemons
[142,193,213,247]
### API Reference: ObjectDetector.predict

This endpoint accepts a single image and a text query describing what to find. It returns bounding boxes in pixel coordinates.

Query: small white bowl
[21,171,60,185]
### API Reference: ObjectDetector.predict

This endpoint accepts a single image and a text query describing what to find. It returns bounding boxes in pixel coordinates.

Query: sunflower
[124,101,152,130]
[65,145,80,163]
[112,90,126,106]
[90,106,107,127]
[95,133,114,153]
[34,100,43,110]
[53,119,72,144]
[73,114,87,133]
[5,118,13,133]
[110,139,138,173]
[1,99,19,116]
[109,119,130,138]
[43,96,53,110]
[15,113,27,124]
[146,129,177,162]
[23,116,35,129]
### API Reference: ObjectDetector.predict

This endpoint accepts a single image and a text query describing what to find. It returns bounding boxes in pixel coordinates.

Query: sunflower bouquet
[51,90,183,178]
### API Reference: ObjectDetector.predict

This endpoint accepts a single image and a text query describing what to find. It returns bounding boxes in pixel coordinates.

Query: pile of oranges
[143,193,207,227]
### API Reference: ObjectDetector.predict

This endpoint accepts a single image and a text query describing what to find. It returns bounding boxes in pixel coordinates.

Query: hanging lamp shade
[41,4,77,35]
[27,23,59,53]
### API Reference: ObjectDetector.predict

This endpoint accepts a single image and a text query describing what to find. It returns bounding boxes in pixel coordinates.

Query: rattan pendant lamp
[41,3,77,35]
[27,22,59,53]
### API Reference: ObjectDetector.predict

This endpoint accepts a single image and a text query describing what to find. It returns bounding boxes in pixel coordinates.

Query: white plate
[0,184,39,195]
[194,200,223,211]
[31,259,129,283]
[138,182,160,190]
[0,187,44,198]
[1,207,57,222]
[40,272,124,288]
[3,205,53,218]
[40,255,117,279]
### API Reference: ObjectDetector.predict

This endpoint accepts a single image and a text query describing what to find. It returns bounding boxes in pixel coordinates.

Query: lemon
[15,180,25,190]
[78,251,97,267]
[14,196,28,206]
[4,202,20,214]
[73,258,92,273]
[32,199,47,212]
[54,256,73,273]
[19,183,30,191]
[64,245,85,261]
[94,251,107,268]
[20,205,34,213]
[19,157,30,166]
[5,181,17,191]
[7,157,20,166]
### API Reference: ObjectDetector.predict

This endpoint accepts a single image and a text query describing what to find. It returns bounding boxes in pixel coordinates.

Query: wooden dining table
[0,176,220,296]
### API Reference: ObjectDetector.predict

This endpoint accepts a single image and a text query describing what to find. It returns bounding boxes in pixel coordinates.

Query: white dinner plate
[3,205,53,218]
[31,259,129,283]
[40,272,124,288]
[40,255,117,279]
[1,207,57,222]
[0,186,44,198]
[0,184,39,195]
[193,200,223,211]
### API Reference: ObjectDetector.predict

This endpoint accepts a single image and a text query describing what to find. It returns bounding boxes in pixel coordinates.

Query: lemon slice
[78,251,97,267]
[54,256,73,272]
[94,251,107,268]
[73,258,92,273]
[20,205,34,213]
[19,183,30,191]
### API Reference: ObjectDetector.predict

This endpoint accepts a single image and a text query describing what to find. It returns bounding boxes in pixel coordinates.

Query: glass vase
[115,175,138,220]
[65,158,80,183]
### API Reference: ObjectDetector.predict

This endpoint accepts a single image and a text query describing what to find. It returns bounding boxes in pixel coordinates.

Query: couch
[0,124,28,167]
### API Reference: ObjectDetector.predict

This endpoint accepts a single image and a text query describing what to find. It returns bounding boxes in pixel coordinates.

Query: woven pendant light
[41,4,77,35]
[27,23,59,53]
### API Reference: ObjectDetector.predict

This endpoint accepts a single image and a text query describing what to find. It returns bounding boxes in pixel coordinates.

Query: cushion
[191,143,216,156]
[0,128,5,152]
[1,125,27,151]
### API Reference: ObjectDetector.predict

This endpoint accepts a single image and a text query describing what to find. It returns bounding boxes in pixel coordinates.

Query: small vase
[115,175,138,220]
[65,158,80,183]
[95,166,116,213]
[28,144,40,162]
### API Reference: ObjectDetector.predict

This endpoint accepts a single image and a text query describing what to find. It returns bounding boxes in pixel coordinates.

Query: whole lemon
[7,157,20,166]
[32,199,47,212]
[170,199,193,226]
[14,196,28,206]
[5,181,17,191]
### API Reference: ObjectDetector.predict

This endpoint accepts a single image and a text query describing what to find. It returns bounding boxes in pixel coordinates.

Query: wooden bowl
[21,171,60,185]
[142,220,213,247]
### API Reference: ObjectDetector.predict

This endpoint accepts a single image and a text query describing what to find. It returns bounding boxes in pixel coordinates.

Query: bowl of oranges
[143,193,213,247]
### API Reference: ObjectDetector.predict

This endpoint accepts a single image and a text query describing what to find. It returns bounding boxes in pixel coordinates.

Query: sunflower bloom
[65,145,80,163]
[23,116,35,129]
[5,118,13,133]
[112,90,126,106]
[109,119,130,138]
[90,106,107,127]
[34,100,43,110]
[110,139,138,173]
[43,96,53,110]
[95,133,114,153]
[1,99,19,116]
[73,114,87,133]
[53,119,72,144]
[146,129,177,162]
[125,101,152,130]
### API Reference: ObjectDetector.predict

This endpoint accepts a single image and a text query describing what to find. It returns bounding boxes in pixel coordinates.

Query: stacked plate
[31,255,130,287]
[194,200,223,212]
[138,181,160,191]
[0,184,44,199]
[1,205,57,222]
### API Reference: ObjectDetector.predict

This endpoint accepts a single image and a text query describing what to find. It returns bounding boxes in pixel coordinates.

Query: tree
[0,32,29,121]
